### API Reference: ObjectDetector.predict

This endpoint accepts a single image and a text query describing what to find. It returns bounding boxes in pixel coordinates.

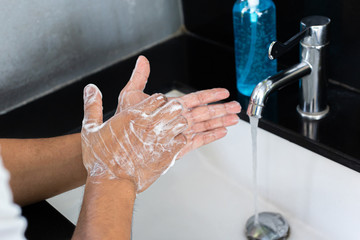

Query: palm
[115,56,241,159]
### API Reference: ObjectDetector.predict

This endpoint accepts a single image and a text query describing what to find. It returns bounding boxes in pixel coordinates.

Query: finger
[122,55,150,92]
[82,84,103,131]
[186,114,239,134]
[178,127,228,159]
[178,88,230,109]
[135,93,168,115]
[184,101,241,125]
[149,99,184,123]
[157,115,188,142]
[116,56,150,113]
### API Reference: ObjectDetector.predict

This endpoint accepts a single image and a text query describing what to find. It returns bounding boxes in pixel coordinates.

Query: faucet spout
[247,62,311,118]
[246,16,330,120]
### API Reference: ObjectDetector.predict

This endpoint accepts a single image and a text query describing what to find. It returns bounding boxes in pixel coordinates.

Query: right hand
[81,84,187,192]
[117,56,241,159]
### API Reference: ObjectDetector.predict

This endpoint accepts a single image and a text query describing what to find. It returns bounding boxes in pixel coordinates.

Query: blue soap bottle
[233,0,277,96]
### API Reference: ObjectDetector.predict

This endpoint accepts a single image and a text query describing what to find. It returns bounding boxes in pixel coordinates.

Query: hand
[117,56,241,158]
[81,84,187,192]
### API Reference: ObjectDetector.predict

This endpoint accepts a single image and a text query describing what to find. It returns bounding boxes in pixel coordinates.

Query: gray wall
[0,0,183,114]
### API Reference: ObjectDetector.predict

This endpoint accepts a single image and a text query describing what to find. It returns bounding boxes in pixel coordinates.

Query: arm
[72,178,136,240]
[0,134,87,206]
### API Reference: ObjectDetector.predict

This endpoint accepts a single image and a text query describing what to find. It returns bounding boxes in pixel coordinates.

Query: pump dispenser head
[248,0,259,8]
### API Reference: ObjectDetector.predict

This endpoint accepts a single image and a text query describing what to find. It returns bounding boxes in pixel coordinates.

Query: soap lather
[247,16,331,120]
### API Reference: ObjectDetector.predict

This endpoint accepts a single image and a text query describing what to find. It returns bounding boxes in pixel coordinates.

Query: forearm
[73,178,136,240]
[0,133,87,206]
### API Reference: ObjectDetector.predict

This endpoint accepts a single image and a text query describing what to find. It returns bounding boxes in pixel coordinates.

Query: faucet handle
[268,28,308,60]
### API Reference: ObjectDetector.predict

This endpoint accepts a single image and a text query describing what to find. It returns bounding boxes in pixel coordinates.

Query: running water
[250,116,259,224]
[245,117,290,239]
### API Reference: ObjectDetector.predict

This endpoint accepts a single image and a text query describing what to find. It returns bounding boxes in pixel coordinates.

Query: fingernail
[225,101,241,113]
[151,93,167,104]
[84,85,96,99]
[230,115,240,124]
[84,84,102,103]
[220,128,228,135]
[215,89,230,99]
[168,100,184,113]
[135,55,145,68]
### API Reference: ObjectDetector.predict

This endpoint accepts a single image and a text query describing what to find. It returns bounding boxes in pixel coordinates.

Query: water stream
[250,116,259,224]
[246,117,290,239]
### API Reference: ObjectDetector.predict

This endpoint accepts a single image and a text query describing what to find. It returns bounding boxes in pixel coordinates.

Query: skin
[81,86,188,192]
[117,56,241,159]
[72,178,136,240]
[74,86,187,239]
[0,134,86,206]
[73,56,241,239]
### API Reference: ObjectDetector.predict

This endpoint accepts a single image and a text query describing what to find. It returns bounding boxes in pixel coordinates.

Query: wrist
[74,176,136,239]
[86,176,137,199]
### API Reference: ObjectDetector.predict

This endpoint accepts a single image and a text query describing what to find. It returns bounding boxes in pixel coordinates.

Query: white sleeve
[0,155,27,240]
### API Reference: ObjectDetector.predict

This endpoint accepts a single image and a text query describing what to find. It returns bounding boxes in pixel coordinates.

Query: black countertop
[1,34,359,239]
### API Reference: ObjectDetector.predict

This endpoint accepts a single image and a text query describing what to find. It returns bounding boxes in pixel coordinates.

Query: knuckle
[178,133,187,145]
[179,115,188,127]
[152,93,168,102]
[204,120,213,130]
[168,100,184,112]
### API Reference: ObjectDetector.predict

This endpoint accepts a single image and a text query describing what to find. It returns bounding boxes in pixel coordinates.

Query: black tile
[22,201,75,240]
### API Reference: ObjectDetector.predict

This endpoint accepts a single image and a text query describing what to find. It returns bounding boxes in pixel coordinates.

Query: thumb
[123,55,150,92]
[82,84,103,131]
[116,56,150,113]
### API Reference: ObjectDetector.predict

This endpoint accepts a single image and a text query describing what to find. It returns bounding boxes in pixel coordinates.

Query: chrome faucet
[247,16,331,120]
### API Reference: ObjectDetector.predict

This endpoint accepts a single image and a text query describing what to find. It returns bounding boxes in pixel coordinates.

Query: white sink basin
[48,119,360,239]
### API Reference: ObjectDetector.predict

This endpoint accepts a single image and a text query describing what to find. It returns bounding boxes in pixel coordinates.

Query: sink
[47,119,360,239]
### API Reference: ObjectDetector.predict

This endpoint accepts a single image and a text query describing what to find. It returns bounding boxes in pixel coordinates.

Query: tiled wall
[0,0,183,114]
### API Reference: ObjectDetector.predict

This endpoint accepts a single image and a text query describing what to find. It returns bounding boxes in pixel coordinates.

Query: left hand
[117,56,241,159]
[81,84,188,192]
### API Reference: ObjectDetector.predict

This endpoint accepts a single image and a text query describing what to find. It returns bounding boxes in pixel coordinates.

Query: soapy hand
[81,84,187,192]
[117,56,241,159]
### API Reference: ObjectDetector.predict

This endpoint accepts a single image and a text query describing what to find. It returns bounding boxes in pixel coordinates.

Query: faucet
[247,16,331,120]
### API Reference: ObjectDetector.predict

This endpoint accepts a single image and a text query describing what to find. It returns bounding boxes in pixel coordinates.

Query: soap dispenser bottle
[233,0,277,96]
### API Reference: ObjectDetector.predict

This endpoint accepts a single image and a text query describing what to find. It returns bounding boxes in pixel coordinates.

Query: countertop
[1,33,359,238]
